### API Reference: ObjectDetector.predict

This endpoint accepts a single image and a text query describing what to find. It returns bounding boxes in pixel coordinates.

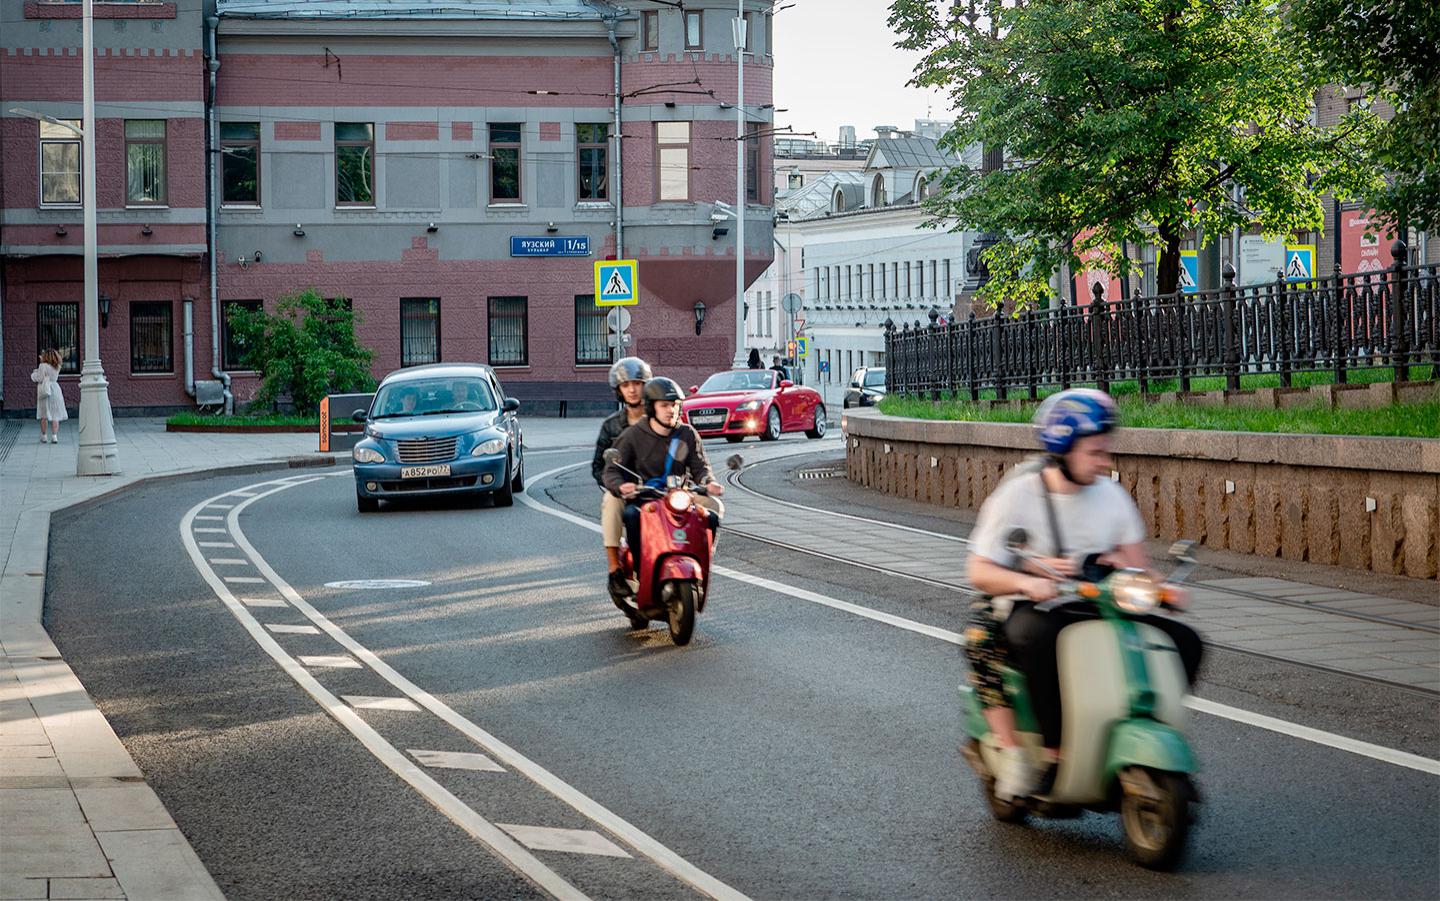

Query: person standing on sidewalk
[30,350,68,444]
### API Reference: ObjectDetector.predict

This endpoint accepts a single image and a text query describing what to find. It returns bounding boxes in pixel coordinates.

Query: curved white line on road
[523,462,1440,778]
[184,475,749,901]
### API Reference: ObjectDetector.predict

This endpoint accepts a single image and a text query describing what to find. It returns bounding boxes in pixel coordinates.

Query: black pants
[621,502,719,566]
[1004,601,1204,748]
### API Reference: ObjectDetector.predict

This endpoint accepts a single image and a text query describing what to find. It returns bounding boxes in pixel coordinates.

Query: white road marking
[299,655,362,669]
[194,527,228,534]
[521,461,1440,778]
[195,515,226,521]
[183,476,747,901]
[344,696,422,712]
[239,597,287,608]
[499,825,632,859]
[410,749,506,773]
[209,558,250,565]
[198,541,236,548]
[266,624,320,635]
[224,576,265,584]
[231,491,259,498]
[206,503,235,509]
[323,579,431,590]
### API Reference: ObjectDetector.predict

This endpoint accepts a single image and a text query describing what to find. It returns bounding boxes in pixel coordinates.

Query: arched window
[872,174,887,207]
[833,188,845,213]
[915,175,929,201]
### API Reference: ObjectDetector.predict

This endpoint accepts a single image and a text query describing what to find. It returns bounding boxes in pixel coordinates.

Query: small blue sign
[510,236,591,257]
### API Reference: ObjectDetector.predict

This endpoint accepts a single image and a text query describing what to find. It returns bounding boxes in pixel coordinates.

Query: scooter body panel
[628,494,713,613]
[1104,719,1197,786]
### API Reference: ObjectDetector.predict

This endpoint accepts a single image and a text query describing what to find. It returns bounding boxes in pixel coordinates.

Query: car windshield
[699,370,776,393]
[864,369,887,388]
[371,377,497,418]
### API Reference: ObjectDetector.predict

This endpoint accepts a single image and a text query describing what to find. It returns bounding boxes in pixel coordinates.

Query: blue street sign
[595,259,638,306]
[510,236,591,257]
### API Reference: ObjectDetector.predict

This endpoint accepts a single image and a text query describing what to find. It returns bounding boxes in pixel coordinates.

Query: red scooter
[603,450,739,645]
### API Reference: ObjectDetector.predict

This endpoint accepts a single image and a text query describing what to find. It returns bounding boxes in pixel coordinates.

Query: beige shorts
[601,490,725,548]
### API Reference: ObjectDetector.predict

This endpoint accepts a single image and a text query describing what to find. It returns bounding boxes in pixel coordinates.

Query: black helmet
[608,356,652,390]
[643,377,685,419]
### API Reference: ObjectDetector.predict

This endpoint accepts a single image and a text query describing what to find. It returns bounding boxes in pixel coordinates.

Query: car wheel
[725,435,745,444]
[761,406,781,442]
[806,404,827,439]
[357,493,379,513]
[492,456,515,507]
[511,451,525,493]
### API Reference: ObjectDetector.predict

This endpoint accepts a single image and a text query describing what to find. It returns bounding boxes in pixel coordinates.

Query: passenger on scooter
[963,388,1204,800]
[593,356,652,597]
[602,377,725,558]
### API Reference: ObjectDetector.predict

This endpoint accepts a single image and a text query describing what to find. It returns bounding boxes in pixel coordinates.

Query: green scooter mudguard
[958,685,989,740]
[958,670,1040,740]
[1104,719,1198,785]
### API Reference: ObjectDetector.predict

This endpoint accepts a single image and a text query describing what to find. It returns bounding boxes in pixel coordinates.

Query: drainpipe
[183,297,194,396]
[607,17,623,258]
[206,15,233,414]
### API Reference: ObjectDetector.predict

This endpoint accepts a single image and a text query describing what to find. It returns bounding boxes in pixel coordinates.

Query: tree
[890,0,1343,307]
[1290,0,1440,235]
[227,289,375,415]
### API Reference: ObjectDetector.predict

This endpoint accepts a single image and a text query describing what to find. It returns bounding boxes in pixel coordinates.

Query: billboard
[1340,210,1394,276]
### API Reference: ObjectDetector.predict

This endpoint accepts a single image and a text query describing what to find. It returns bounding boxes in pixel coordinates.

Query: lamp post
[731,2,748,368]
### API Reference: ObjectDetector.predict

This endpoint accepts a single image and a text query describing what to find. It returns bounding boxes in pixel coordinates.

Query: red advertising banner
[1340,210,1394,276]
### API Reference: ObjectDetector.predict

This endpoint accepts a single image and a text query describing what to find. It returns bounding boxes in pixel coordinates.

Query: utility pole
[731,1,748,369]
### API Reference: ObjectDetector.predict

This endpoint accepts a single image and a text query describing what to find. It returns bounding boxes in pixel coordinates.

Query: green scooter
[959,530,1200,870]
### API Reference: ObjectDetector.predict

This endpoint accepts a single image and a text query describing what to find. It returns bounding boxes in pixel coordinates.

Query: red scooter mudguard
[658,556,703,583]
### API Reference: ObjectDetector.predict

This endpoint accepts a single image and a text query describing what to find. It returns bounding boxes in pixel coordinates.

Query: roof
[776,171,864,221]
[216,0,615,20]
[864,135,955,172]
[381,363,497,382]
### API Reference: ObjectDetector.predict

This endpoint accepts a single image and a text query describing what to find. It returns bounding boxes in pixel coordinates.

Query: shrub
[226,289,375,415]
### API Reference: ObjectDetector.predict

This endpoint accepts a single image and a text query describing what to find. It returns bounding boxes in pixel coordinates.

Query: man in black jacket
[594,357,652,596]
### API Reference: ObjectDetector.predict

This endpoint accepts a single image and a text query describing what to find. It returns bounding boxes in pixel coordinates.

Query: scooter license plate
[401,464,451,478]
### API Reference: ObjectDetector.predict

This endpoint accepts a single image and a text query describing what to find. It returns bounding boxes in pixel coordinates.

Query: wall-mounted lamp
[664,101,677,109]
[293,224,305,237]
[140,224,153,237]
[55,225,68,237]
[711,225,729,240]
[693,300,707,336]
[98,293,111,328]
[426,222,439,233]
[545,221,559,234]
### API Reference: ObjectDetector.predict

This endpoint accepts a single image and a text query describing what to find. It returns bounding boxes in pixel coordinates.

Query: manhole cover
[324,579,431,590]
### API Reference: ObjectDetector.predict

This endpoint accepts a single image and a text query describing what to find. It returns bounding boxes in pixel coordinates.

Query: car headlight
[352,446,384,464]
[471,435,506,456]
[665,490,692,513]
[736,399,762,412]
[1111,571,1161,614]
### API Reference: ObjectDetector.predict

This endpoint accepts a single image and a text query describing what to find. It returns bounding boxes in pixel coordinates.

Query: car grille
[689,407,726,418]
[396,437,458,464]
[687,407,729,428]
[379,476,478,493]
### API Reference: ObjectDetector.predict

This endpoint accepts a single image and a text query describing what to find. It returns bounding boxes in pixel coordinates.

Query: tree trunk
[1157,220,1182,296]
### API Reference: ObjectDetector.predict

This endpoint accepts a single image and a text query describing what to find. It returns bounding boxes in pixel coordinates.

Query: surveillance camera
[710,211,729,223]
[252,250,263,262]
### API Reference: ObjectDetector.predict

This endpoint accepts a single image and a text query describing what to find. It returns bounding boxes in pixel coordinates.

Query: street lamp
[730,4,748,369]
[693,300,707,336]
[9,0,120,475]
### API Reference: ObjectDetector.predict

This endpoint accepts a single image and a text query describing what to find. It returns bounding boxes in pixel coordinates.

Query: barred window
[221,300,262,370]
[574,295,610,365]
[37,303,79,374]
[400,298,441,367]
[488,296,528,366]
[129,301,173,373]
[125,119,166,205]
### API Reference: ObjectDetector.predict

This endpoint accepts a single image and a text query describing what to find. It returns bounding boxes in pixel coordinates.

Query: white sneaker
[992,746,1036,801]
[51,435,59,444]
[41,435,48,443]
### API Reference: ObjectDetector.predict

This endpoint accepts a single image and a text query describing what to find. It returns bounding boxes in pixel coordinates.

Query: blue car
[351,364,525,512]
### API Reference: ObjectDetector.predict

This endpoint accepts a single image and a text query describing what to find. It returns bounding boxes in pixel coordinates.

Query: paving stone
[47,877,125,900]
[0,788,111,878]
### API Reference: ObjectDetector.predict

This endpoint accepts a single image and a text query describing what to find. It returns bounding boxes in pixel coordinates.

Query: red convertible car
[681,369,828,442]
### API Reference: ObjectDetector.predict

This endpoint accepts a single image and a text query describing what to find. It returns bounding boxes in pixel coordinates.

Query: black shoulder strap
[1039,469,1066,558]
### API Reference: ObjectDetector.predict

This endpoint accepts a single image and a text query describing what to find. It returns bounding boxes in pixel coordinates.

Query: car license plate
[401,464,451,479]
[691,415,725,429]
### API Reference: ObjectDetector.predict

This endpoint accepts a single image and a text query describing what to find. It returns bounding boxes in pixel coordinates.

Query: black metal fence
[886,241,1439,399]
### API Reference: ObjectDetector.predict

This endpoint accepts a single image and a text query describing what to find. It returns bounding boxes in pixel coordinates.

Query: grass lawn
[166,412,320,428]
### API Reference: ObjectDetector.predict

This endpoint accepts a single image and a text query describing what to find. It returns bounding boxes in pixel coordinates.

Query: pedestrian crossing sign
[1178,250,1199,293]
[795,336,809,358]
[594,259,639,306]
[1284,245,1315,283]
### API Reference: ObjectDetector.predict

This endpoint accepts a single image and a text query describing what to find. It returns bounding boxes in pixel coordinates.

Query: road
[45,433,1440,899]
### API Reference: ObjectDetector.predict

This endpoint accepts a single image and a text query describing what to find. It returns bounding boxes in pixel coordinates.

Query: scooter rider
[593,357,653,597]
[602,378,725,559]
[964,389,1204,800]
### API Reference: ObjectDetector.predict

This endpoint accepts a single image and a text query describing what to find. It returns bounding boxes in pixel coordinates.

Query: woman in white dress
[31,349,68,444]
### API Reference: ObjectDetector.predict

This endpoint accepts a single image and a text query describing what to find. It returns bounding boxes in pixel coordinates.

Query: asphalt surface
[44,438,1440,900]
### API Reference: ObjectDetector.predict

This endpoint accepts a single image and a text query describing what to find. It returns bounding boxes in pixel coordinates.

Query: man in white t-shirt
[964,389,1203,800]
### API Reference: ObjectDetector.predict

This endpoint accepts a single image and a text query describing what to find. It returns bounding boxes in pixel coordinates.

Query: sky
[770,0,951,145]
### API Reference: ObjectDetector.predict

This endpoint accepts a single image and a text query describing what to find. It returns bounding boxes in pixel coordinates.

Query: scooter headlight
[1111,570,1161,615]
[665,490,692,513]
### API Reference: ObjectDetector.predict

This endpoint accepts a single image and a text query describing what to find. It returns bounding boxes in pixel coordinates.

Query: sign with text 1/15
[594,259,638,306]
[510,236,591,257]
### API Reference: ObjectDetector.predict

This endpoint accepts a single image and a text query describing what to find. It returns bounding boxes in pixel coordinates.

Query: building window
[490,123,522,202]
[641,10,659,51]
[37,303,79,374]
[221,300,262,370]
[868,264,875,299]
[879,262,887,299]
[577,123,609,202]
[787,171,804,190]
[400,299,441,367]
[335,122,374,206]
[684,10,702,50]
[221,122,261,206]
[574,295,610,365]
[872,173,886,207]
[917,259,925,296]
[944,259,952,297]
[39,119,81,206]
[656,122,691,201]
[744,11,759,51]
[488,296,528,366]
[745,123,762,203]
[125,119,166,205]
[129,301,173,374]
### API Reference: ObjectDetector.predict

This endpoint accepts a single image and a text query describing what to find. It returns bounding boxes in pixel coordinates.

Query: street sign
[795,336,810,358]
[782,292,803,315]
[1240,236,1286,286]
[510,236,591,257]
[818,360,830,374]
[595,259,638,306]
[1285,244,1315,283]
[606,332,634,348]
[1179,251,1198,294]
[606,307,632,333]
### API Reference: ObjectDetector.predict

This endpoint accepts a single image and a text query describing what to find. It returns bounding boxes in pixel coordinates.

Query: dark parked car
[843,366,887,408]
[350,364,524,512]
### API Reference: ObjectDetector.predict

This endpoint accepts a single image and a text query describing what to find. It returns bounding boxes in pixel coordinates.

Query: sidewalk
[0,416,601,901]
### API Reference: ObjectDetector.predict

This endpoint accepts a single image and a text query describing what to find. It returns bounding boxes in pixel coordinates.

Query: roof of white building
[776,171,865,221]
[863,135,956,171]
[216,0,614,19]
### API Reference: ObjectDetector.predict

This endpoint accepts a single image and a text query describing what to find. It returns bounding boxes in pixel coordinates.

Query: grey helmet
[608,356,653,400]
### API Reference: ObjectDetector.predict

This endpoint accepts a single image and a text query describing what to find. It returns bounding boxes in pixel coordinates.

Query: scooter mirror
[603,448,621,464]
[1167,540,1196,563]
[725,454,744,471]
[1005,527,1029,552]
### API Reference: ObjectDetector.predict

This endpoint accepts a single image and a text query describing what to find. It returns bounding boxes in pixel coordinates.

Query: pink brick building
[1,1,776,415]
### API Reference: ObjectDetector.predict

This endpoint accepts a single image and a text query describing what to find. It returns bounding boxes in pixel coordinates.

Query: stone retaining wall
[841,410,1440,580]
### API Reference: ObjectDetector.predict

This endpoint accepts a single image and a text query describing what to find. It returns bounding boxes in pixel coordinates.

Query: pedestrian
[31,349,68,444]
[747,347,762,369]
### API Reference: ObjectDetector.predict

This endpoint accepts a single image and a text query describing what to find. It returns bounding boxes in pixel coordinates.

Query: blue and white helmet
[1033,389,1118,455]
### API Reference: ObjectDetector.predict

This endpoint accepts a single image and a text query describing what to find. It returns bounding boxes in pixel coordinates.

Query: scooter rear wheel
[667,581,697,646]
[1119,767,1193,870]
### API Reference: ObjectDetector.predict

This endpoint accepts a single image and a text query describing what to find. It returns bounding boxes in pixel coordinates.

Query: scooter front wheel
[1119,767,1193,870]
[667,581,697,646]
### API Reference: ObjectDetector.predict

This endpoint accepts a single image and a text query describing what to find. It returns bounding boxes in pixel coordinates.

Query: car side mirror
[503,397,520,413]
[688,385,699,395]
[849,381,860,389]
[726,454,744,471]
[779,379,794,389]
[351,410,368,423]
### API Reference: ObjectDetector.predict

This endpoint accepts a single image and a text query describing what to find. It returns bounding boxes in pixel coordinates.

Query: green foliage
[1290,0,1440,235]
[890,0,1340,307]
[166,412,320,427]
[226,288,375,416]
